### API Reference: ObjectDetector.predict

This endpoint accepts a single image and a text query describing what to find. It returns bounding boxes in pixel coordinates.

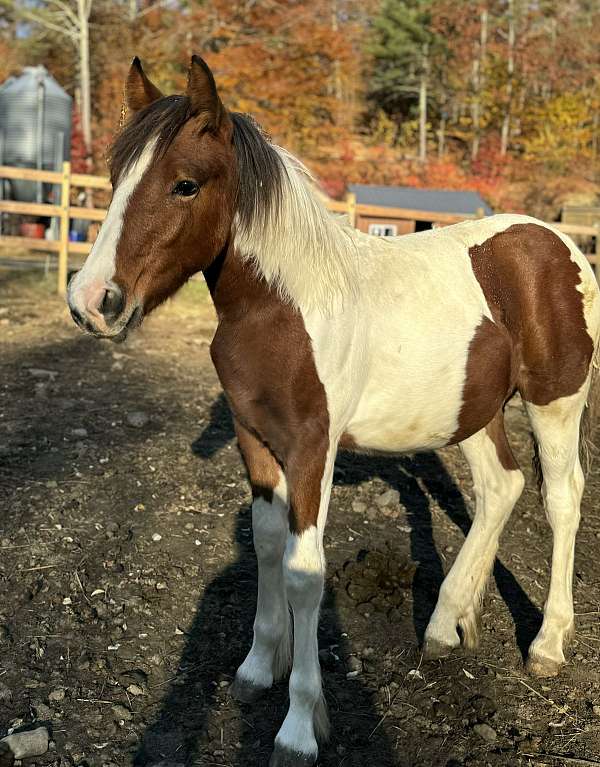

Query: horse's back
[325,215,600,453]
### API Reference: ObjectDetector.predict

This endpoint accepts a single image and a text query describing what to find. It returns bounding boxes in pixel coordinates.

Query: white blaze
[68,139,157,313]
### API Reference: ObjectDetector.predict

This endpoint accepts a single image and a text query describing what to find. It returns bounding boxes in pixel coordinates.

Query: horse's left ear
[187,55,225,130]
[126,57,163,113]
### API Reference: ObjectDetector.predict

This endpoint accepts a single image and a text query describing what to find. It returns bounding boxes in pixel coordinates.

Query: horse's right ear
[125,57,163,114]
[186,55,225,130]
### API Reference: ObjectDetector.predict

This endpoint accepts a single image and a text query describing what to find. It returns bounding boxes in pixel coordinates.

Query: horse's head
[68,56,238,340]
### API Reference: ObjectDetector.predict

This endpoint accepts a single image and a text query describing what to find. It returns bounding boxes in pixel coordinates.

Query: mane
[109,97,360,312]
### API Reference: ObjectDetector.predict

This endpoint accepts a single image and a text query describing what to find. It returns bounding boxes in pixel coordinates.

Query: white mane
[234,147,362,314]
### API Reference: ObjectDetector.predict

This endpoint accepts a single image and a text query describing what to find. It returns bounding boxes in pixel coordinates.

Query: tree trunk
[331,0,342,101]
[471,6,488,161]
[77,0,92,172]
[330,0,343,125]
[437,110,446,159]
[419,43,428,163]
[500,0,515,156]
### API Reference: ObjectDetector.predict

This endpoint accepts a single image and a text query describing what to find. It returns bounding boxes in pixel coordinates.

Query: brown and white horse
[68,56,600,767]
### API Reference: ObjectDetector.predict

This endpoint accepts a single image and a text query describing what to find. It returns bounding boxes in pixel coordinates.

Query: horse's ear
[186,55,225,130]
[126,57,163,113]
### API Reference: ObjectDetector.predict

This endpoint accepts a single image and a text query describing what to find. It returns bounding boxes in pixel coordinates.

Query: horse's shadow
[135,393,542,766]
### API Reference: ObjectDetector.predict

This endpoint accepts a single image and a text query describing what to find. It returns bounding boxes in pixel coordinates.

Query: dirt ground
[2,269,600,767]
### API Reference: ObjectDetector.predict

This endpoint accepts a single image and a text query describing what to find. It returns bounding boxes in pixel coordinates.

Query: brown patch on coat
[206,249,330,535]
[235,419,281,503]
[451,317,514,444]
[469,224,593,406]
[485,410,519,472]
[454,223,594,445]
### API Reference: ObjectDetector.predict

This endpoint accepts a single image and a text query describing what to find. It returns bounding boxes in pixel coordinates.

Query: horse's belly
[346,368,465,453]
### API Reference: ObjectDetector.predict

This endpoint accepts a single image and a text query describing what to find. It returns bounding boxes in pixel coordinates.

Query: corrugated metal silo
[0,65,72,203]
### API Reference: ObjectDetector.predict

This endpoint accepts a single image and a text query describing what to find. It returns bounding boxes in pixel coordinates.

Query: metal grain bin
[0,66,72,203]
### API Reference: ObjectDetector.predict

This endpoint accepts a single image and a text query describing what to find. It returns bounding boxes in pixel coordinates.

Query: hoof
[526,654,562,679]
[422,637,457,660]
[269,744,317,767]
[229,675,269,704]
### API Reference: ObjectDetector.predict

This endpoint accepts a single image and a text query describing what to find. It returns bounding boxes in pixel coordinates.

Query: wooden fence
[0,163,598,294]
[0,163,110,294]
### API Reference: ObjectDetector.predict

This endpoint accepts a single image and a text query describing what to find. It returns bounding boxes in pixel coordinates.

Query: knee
[542,483,581,528]
[283,528,325,605]
[509,470,526,505]
[486,468,524,506]
[252,498,287,564]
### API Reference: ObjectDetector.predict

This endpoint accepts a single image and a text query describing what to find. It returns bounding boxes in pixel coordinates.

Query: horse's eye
[172,180,199,197]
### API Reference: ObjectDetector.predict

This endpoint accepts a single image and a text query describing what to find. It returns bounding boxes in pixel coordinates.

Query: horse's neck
[203,244,280,321]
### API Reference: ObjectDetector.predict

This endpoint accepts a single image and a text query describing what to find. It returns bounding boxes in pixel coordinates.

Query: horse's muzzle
[68,274,143,342]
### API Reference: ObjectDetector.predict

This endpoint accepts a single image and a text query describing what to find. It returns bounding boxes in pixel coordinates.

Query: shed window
[368,223,398,237]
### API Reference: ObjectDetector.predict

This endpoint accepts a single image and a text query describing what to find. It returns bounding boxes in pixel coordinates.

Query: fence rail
[0,162,112,293]
[0,163,598,293]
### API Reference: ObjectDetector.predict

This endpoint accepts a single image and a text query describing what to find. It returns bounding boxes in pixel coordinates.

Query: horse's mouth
[73,303,144,343]
[110,304,144,343]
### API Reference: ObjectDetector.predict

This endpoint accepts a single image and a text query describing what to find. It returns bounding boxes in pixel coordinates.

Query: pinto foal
[68,56,600,767]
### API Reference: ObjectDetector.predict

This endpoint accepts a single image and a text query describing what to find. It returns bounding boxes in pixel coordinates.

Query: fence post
[595,224,600,283]
[346,192,357,229]
[57,160,71,295]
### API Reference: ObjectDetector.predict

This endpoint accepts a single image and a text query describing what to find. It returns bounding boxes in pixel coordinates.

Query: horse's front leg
[230,421,291,702]
[270,435,336,767]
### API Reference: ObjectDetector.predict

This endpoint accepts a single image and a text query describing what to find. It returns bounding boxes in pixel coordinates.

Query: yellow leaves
[521,91,597,168]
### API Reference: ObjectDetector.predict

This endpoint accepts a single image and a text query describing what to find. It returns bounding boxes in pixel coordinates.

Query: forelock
[108,96,191,183]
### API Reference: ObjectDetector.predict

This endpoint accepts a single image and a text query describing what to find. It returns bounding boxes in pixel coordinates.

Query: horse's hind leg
[524,387,588,677]
[424,412,525,657]
[230,421,291,702]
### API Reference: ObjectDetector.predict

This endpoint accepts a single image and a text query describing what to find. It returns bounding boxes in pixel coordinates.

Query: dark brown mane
[108,97,285,234]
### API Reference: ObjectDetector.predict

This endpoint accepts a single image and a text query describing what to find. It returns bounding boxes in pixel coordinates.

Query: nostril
[99,285,125,322]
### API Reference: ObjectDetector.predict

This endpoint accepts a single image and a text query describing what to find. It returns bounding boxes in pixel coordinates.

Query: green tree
[368,0,444,162]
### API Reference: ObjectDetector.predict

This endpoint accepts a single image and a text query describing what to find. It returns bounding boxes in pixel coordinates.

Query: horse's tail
[580,339,600,476]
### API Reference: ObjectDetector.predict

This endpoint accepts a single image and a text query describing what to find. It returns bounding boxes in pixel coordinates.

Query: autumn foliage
[3,0,600,218]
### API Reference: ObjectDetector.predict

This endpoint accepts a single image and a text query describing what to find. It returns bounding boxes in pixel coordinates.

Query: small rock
[126,411,149,428]
[473,723,497,742]
[111,704,132,722]
[374,489,400,508]
[70,428,88,438]
[0,683,12,702]
[1,726,49,759]
[346,656,362,674]
[32,701,52,720]
[126,684,144,697]
[517,735,541,753]
[593,704,600,717]
[351,501,367,514]
[48,688,65,703]
[152,533,162,542]
[27,368,58,380]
